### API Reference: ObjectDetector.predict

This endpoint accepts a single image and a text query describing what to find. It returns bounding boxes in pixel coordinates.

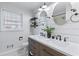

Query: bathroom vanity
[28,35,79,56]
[28,38,65,56]
[28,35,70,56]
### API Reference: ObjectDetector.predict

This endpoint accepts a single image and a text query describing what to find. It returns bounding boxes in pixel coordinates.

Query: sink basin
[47,39,69,47]
[35,35,69,47]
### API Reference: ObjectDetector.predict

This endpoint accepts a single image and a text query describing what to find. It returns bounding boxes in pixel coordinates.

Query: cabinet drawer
[28,38,65,56]
[40,44,65,56]
[30,49,40,56]
[28,38,40,56]
[28,38,40,48]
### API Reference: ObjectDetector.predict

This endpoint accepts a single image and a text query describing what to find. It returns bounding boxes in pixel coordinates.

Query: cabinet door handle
[29,51,34,56]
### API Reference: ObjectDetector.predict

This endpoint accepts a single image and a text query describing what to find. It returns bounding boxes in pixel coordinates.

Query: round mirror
[52,2,68,25]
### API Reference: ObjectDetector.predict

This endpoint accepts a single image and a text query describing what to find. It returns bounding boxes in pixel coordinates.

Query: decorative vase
[47,33,51,38]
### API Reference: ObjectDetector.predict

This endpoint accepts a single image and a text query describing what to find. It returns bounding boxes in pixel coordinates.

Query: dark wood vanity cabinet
[39,44,65,56]
[28,38,40,56]
[28,38,66,56]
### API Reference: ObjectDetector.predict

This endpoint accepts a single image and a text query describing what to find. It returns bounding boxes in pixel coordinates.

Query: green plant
[42,26,55,38]
[43,26,55,33]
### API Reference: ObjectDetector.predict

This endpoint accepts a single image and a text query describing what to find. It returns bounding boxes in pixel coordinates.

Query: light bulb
[42,5,47,9]
[38,8,42,11]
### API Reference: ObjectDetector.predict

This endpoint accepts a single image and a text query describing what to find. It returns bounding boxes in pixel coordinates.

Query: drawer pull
[29,51,34,56]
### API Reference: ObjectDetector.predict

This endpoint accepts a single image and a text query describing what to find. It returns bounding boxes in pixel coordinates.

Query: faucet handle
[52,36,55,39]
[56,35,62,41]
[64,37,69,42]
[64,38,66,42]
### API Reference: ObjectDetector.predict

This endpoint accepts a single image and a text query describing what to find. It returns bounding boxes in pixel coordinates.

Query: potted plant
[43,26,55,38]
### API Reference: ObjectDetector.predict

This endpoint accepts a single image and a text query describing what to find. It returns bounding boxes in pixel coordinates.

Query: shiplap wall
[46,2,79,44]
[0,3,31,54]
[34,2,79,44]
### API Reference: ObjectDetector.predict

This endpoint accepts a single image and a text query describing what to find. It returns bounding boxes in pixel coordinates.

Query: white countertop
[29,35,79,56]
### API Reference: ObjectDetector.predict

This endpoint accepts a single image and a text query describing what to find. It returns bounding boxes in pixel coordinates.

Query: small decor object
[43,26,55,38]
[30,17,38,28]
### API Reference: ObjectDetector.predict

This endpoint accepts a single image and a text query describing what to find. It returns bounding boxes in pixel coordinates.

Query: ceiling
[0,2,54,16]
[10,2,54,11]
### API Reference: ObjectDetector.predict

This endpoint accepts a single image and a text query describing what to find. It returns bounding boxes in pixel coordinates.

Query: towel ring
[70,13,79,22]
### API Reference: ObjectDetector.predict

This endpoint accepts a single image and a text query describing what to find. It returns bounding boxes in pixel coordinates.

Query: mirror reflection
[52,2,67,25]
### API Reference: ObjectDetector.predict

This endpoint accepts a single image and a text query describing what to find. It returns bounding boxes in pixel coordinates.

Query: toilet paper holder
[19,36,23,41]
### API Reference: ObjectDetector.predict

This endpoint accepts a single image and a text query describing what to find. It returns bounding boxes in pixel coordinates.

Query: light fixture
[42,2,47,9]
[38,6,42,11]
[38,2,47,11]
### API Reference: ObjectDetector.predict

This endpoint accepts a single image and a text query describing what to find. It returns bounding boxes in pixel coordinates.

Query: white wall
[46,2,79,44]
[0,3,31,54]
[34,2,79,44]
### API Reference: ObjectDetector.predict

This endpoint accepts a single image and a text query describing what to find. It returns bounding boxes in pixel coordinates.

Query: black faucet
[64,37,69,42]
[56,35,62,41]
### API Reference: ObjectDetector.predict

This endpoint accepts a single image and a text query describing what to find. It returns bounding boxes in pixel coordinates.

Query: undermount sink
[29,35,79,56]
[46,38,70,47]
[35,35,70,47]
